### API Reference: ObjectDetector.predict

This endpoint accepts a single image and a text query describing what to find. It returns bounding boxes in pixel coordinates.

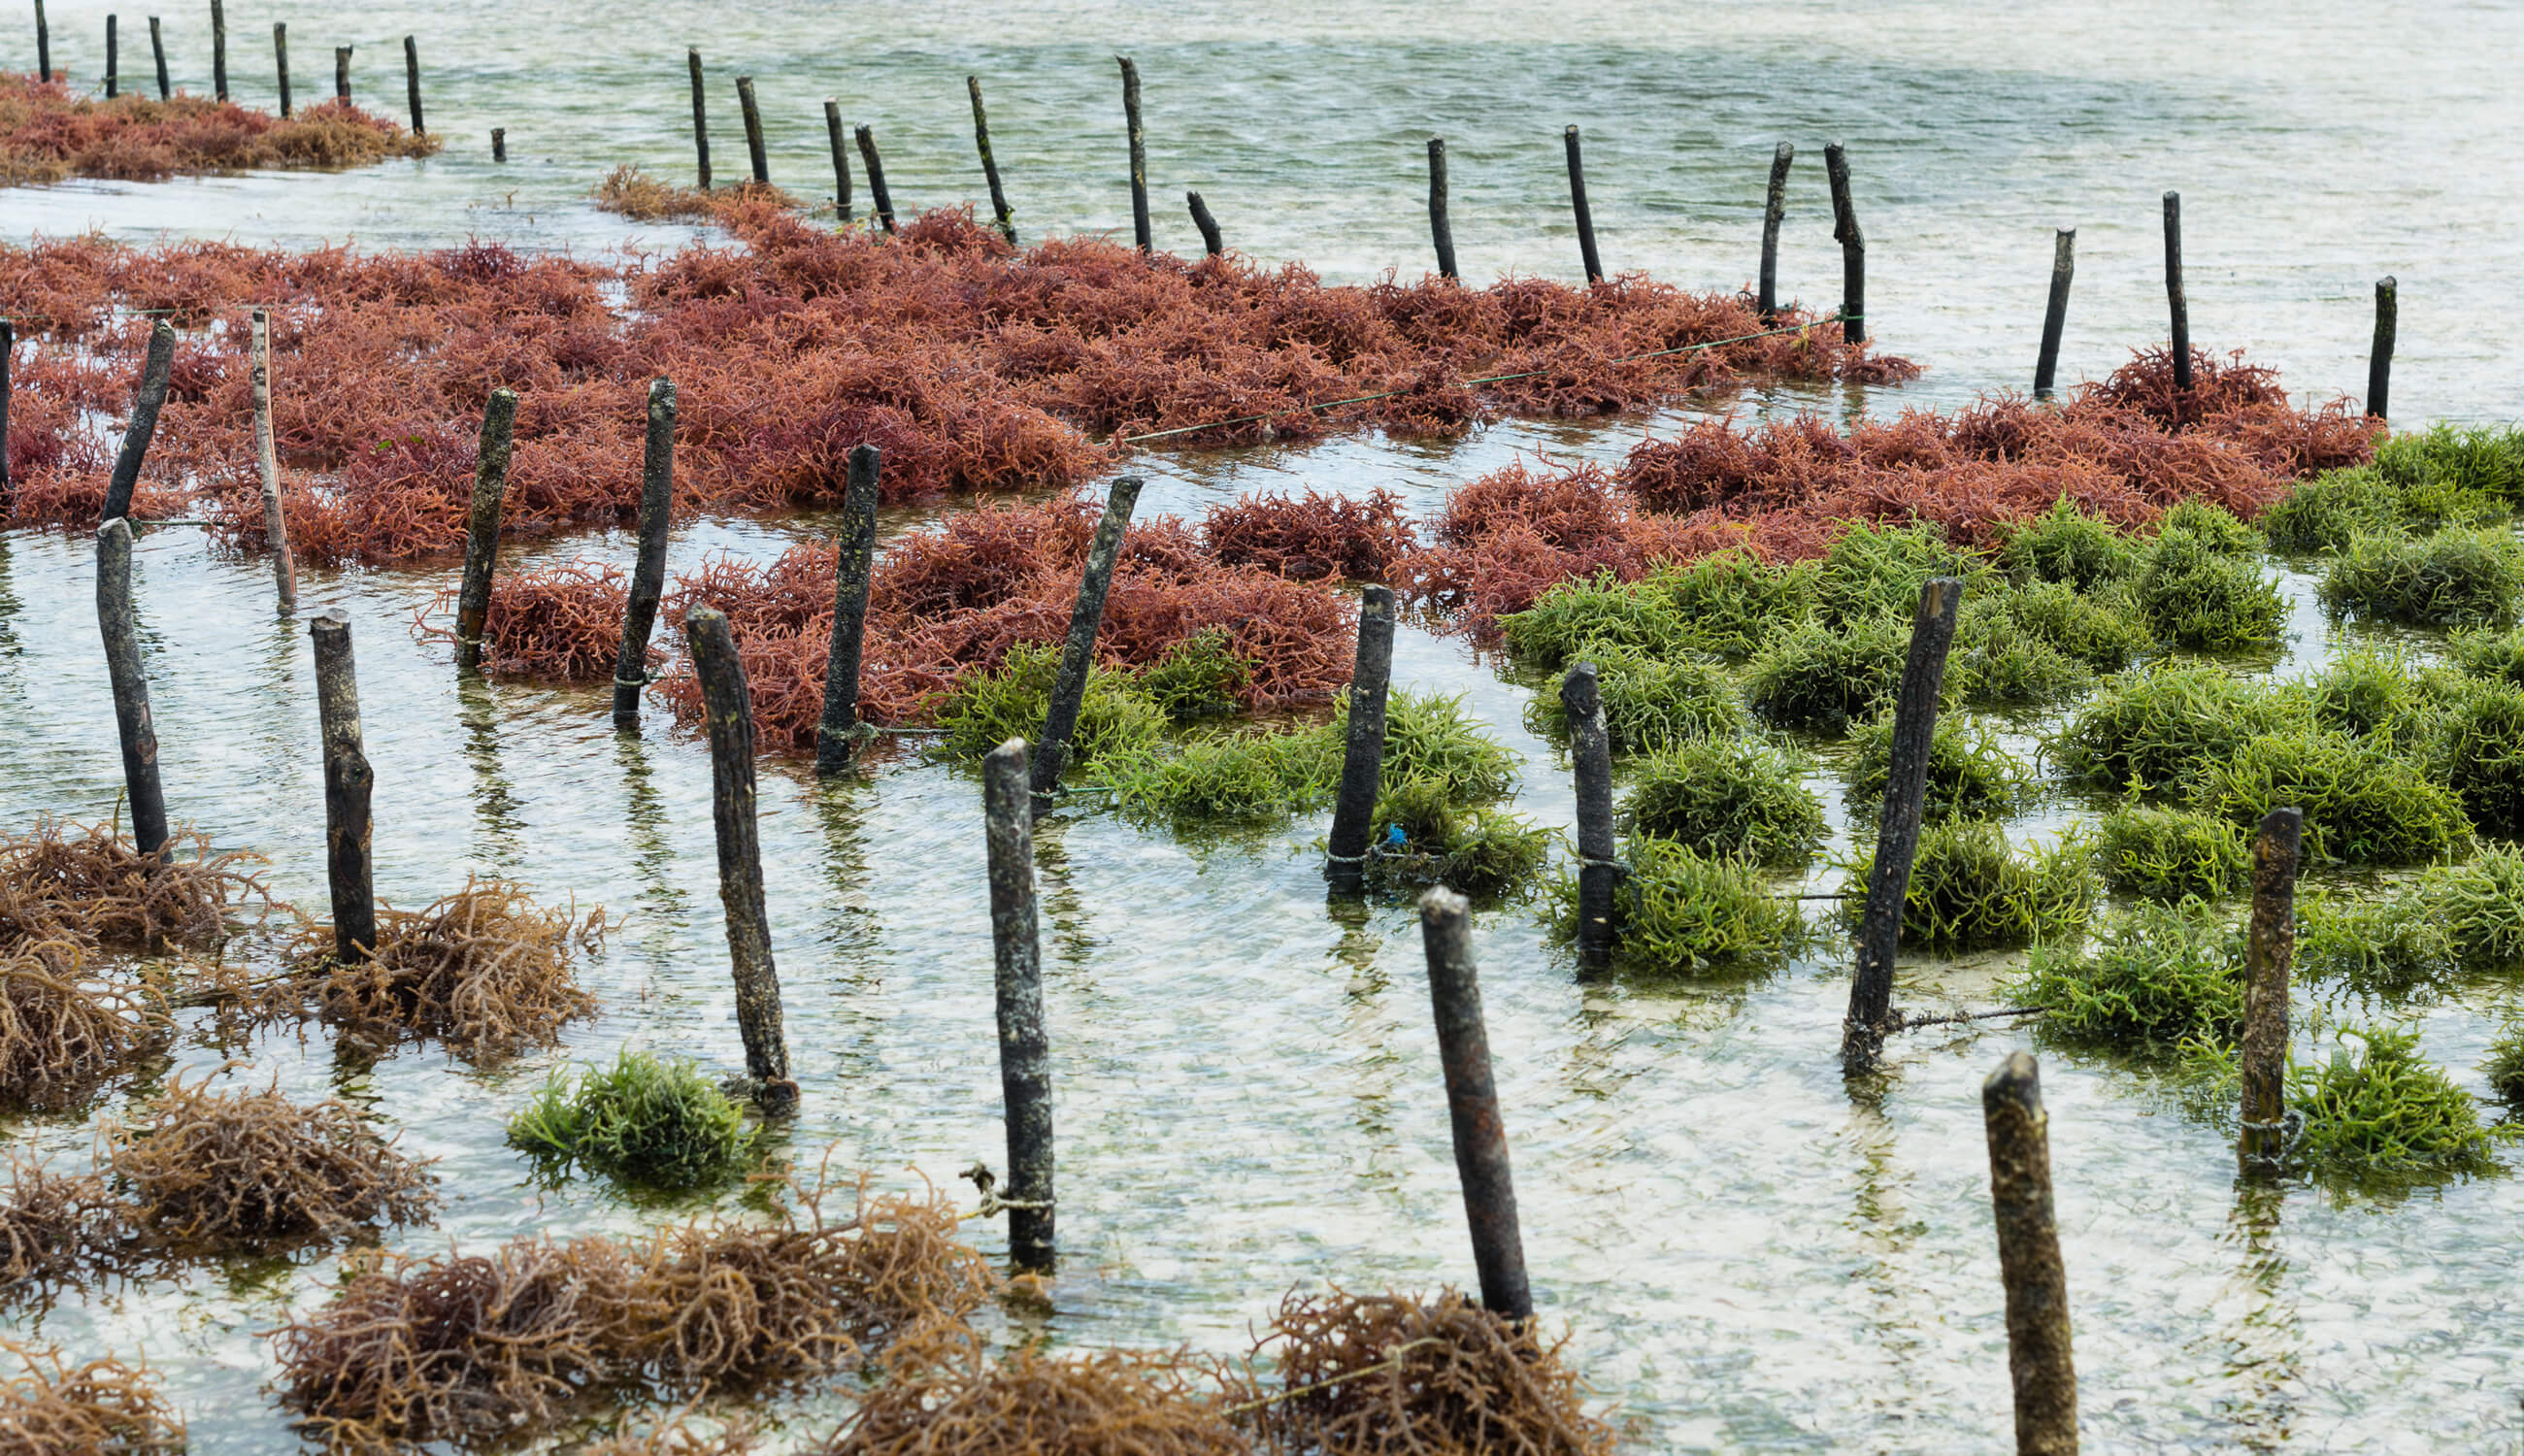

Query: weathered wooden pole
[249,308,295,612]
[1,320,12,508]
[1324,585,1396,895]
[1420,886,1534,1321]
[968,76,1014,244]
[489,127,505,162]
[101,320,175,524]
[332,44,349,103]
[309,610,375,963]
[814,444,881,774]
[208,0,223,100]
[1427,137,1457,281]
[1563,125,1602,284]
[1757,141,1793,319]
[271,22,286,116]
[1823,142,1864,344]
[734,76,767,185]
[1028,477,1142,806]
[2163,190,2191,393]
[147,16,166,101]
[1186,190,1222,256]
[685,606,797,1112]
[96,520,166,857]
[1562,661,1616,971]
[612,378,675,729]
[401,35,421,134]
[1842,578,1965,1074]
[451,388,517,674]
[105,14,116,98]
[2366,276,2396,420]
[983,738,1055,1272]
[2238,807,2303,1171]
[854,125,896,234]
[2034,227,2075,399]
[1117,55,1149,252]
[35,0,49,83]
[821,100,851,222]
[1984,1051,2079,1456]
[685,49,709,189]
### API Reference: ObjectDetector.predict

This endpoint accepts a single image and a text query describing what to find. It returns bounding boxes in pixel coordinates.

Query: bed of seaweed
[0,73,438,186]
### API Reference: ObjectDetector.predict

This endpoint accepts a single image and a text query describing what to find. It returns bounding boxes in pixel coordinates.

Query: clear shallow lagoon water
[5,2,2524,1451]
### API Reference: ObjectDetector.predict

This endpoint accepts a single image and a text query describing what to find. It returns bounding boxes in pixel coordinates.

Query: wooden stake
[35,0,49,84]
[1028,477,1141,805]
[271,21,285,116]
[333,44,348,103]
[814,444,881,773]
[1564,125,1602,284]
[983,737,1055,1271]
[1117,56,1150,252]
[2367,276,2396,420]
[309,610,375,963]
[735,75,767,185]
[1186,189,1222,256]
[95,519,166,857]
[147,15,166,101]
[1823,142,1864,344]
[685,605,797,1110]
[1757,141,1793,319]
[208,0,223,100]
[1,319,12,510]
[821,99,851,222]
[490,127,504,162]
[968,76,1014,244]
[452,388,517,674]
[2034,227,2075,399]
[1562,661,1615,971]
[1420,886,1533,1321]
[612,378,675,729]
[1324,585,1396,895]
[854,125,896,234]
[2163,190,2191,393]
[101,320,175,524]
[249,308,296,612]
[2238,807,2302,1170]
[1983,1051,2079,1456]
[1842,578,1964,1074]
[686,49,709,189]
[1427,137,1457,281]
[401,34,421,134]
[105,14,116,98]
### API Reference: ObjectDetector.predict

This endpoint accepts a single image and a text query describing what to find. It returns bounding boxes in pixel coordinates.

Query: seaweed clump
[2009,898,2244,1049]
[0,953,164,1110]
[292,877,604,1063]
[0,1153,131,1297]
[825,1327,1248,1456]
[1363,781,1551,901]
[508,1049,759,1192]
[2287,1027,2502,1185]
[1620,740,1825,867]
[0,817,268,957]
[1843,820,2094,950]
[0,75,436,183]
[0,1340,184,1453]
[2091,805,2250,901]
[106,1074,436,1250]
[1550,838,1804,973]
[2319,528,2524,629]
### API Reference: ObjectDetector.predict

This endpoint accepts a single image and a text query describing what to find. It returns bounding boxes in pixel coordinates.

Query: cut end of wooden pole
[1983,1048,2042,1115]
[1420,883,1471,933]
[1558,659,1601,717]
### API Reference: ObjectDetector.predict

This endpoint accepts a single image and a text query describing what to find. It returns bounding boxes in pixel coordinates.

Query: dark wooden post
[1823,142,1864,344]
[2163,190,2191,393]
[968,76,1014,244]
[489,127,504,162]
[1,320,12,508]
[271,22,286,116]
[401,35,420,133]
[452,388,517,674]
[105,14,116,98]
[209,0,224,100]
[1757,141,1793,319]
[309,610,375,963]
[983,738,1055,1271]
[95,519,166,858]
[1324,585,1396,895]
[1117,55,1149,251]
[854,125,896,234]
[1562,662,1616,971]
[101,320,175,524]
[2366,276,2396,420]
[249,308,295,612]
[814,445,881,773]
[686,49,709,189]
[1186,190,1222,256]
[1420,886,1533,1321]
[147,16,166,100]
[1842,578,1964,1074]
[35,0,49,83]
[734,76,767,184]
[2238,808,2302,1170]
[1563,125,1602,284]
[2034,227,2075,399]
[1028,477,1141,805]
[821,99,851,222]
[685,606,797,1110]
[1427,137,1457,281]
[332,45,349,103]
[612,378,675,729]
[1984,1051,2079,1456]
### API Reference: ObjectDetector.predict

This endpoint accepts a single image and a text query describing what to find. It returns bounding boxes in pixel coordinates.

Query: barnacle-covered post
[1420,886,1533,1320]
[855,125,897,234]
[735,76,768,185]
[1427,137,1458,280]
[1564,125,1602,284]
[2035,228,2076,399]
[984,738,1055,1271]
[1824,142,1864,344]
[250,308,296,612]
[613,378,676,729]
[452,388,517,674]
[685,607,797,1112]
[1028,476,1142,809]
[401,35,422,134]
[968,76,1014,243]
[101,320,175,524]
[1842,577,1964,1074]
[2366,276,2396,420]
[1186,191,1223,256]
[1563,662,1616,971]
[96,519,167,858]
[1117,56,1150,251]
[1324,585,1396,896]
[2238,807,2303,1170]
[2163,190,2191,393]
[822,100,853,222]
[1757,141,1793,319]
[1984,1051,2079,1455]
[686,49,710,188]
[814,444,881,773]
[310,610,375,963]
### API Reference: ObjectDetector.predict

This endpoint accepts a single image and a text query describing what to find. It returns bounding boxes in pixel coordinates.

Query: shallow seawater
[6,1,2524,1451]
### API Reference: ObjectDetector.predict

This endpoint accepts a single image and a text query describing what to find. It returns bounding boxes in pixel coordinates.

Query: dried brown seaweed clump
[293,877,602,1063]
[0,817,269,959]
[0,1340,184,1453]
[106,1074,436,1250]
[0,951,165,1109]
[824,1326,1253,1456]
[0,1152,131,1299]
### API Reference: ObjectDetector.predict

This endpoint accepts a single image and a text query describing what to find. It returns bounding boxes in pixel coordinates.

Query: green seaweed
[1526,647,1748,753]
[2372,423,2524,504]
[2438,678,2524,838]
[1621,739,1826,868]
[1365,779,1551,900]
[1841,819,2095,950]
[1547,837,1806,973]
[2092,804,2251,901]
[507,1049,757,1192]
[1500,574,1700,670]
[1996,498,2142,591]
[2287,1025,2501,1181]
[1842,710,2037,824]
[2319,528,2524,630]
[935,643,1166,768]
[2046,663,2305,793]
[1810,521,1986,628]
[2132,513,2288,650]
[2191,727,2471,867]
[1135,628,1254,722]
[2009,897,2245,1049]
[1744,618,1911,733]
